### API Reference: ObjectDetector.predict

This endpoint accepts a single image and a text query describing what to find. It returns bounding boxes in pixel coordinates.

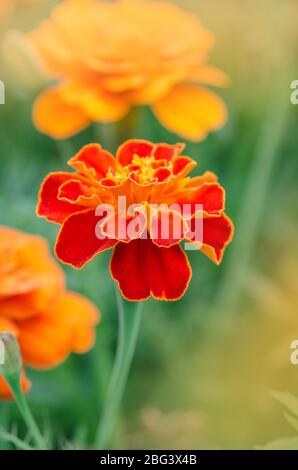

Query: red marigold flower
[37,140,234,301]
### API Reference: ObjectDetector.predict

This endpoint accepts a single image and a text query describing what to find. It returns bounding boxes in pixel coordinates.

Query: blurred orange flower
[0,226,99,399]
[0,0,14,22]
[0,0,36,23]
[37,139,234,301]
[29,0,228,141]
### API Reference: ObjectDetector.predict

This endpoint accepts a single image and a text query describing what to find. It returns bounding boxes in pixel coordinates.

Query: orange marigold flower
[37,139,234,301]
[0,226,99,400]
[29,0,228,141]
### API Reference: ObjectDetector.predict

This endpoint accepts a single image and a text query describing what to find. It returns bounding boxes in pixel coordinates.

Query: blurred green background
[0,0,298,449]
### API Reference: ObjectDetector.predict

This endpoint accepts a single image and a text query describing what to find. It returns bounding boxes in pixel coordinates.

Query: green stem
[0,428,34,451]
[108,289,126,395]
[116,107,141,143]
[93,123,118,154]
[0,404,12,450]
[55,139,73,168]
[95,296,144,449]
[8,375,47,450]
[93,108,141,153]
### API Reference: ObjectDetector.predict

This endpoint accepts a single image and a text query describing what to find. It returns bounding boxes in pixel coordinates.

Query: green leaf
[0,428,35,451]
[284,413,298,432]
[256,436,298,450]
[271,391,298,418]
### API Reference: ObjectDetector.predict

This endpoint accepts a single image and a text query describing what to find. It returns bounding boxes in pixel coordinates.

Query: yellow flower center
[132,155,156,184]
[107,154,165,185]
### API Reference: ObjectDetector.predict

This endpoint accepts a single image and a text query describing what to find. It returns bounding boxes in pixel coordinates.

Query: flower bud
[0,332,22,379]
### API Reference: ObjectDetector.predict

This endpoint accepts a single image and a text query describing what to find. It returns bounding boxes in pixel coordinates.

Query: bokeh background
[0,0,298,449]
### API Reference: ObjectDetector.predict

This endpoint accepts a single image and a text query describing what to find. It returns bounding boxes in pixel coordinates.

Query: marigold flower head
[0,226,99,400]
[37,139,234,302]
[29,0,228,141]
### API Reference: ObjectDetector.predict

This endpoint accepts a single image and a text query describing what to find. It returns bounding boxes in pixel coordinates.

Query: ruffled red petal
[101,207,147,242]
[152,143,185,161]
[173,156,197,177]
[187,213,234,264]
[37,173,85,224]
[116,139,154,166]
[202,214,234,263]
[68,144,116,180]
[149,207,188,247]
[58,179,101,206]
[178,183,225,216]
[110,238,192,301]
[55,209,118,268]
[154,167,171,182]
[195,183,225,214]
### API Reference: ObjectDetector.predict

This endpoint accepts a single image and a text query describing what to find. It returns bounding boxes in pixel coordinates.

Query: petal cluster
[37,139,234,302]
[29,0,228,141]
[0,226,99,399]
